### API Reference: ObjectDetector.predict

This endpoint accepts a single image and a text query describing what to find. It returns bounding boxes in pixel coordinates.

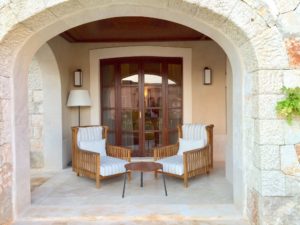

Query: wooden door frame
[100,56,183,156]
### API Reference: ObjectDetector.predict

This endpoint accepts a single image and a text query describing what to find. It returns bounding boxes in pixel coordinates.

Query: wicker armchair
[154,124,214,187]
[72,126,131,188]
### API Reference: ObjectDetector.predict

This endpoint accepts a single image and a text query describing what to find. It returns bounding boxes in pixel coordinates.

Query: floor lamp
[67,90,92,126]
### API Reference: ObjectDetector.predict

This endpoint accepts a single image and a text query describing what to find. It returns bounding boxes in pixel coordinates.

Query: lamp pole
[78,106,81,126]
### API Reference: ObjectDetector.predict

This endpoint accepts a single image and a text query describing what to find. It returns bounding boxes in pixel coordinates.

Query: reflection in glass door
[143,62,163,156]
[101,57,182,157]
[120,63,140,152]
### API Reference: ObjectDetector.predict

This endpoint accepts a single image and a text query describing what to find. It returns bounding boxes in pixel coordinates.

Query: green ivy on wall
[276,87,300,124]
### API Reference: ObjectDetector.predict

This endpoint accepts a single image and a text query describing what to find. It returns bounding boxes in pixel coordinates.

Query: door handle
[139,111,142,119]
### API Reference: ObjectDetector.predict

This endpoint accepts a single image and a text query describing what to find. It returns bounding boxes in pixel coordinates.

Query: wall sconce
[203,67,212,85]
[74,69,83,87]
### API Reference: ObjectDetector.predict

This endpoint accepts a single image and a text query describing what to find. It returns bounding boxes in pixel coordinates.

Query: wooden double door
[101,57,183,157]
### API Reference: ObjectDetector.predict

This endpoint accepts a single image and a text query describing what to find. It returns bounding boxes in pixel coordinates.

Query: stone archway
[0,1,292,224]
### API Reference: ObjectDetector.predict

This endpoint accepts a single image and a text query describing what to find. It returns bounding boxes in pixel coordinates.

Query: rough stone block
[30,151,44,168]
[44,0,67,8]
[252,143,261,168]
[77,0,113,7]
[0,0,10,9]
[247,188,260,225]
[256,95,282,119]
[283,69,300,88]
[28,66,42,90]
[0,24,33,52]
[261,170,286,196]
[222,1,267,46]
[31,114,43,127]
[254,120,284,145]
[37,104,44,114]
[260,145,280,170]
[260,196,300,225]
[0,76,10,99]
[0,144,12,165]
[0,6,18,41]
[33,90,43,102]
[240,41,259,72]
[250,164,262,193]
[0,184,12,225]
[274,0,300,14]
[285,37,300,68]
[30,139,43,152]
[199,0,238,18]
[252,144,280,170]
[253,70,283,94]
[9,0,46,22]
[0,45,13,78]
[285,176,300,196]
[0,122,10,145]
[48,0,83,17]
[242,0,277,26]
[280,145,300,171]
[283,121,300,145]
[22,10,57,32]
[278,7,300,36]
[244,27,289,71]
[0,99,10,122]
[32,127,43,139]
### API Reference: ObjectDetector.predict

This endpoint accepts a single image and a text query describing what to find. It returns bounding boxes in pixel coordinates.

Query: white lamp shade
[67,90,92,107]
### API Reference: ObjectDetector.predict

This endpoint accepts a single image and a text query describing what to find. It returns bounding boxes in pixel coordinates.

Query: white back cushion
[78,139,106,156]
[77,126,106,156]
[177,138,205,155]
[78,126,103,142]
[182,124,207,144]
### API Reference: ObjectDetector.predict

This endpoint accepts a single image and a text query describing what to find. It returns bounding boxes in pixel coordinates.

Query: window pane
[102,87,115,108]
[121,86,139,108]
[168,63,182,85]
[145,87,162,107]
[145,132,162,155]
[168,86,182,108]
[168,109,182,129]
[144,63,162,80]
[102,110,115,130]
[145,109,162,130]
[168,131,178,145]
[107,132,115,145]
[121,63,139,85]
[122,132,139,151]
[102,64,115,86]
[122,110,139,131]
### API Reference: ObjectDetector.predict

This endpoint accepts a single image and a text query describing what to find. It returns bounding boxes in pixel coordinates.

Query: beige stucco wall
[48,36,227,162]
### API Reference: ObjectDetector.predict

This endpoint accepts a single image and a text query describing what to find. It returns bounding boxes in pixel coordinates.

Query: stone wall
[28,57,44,169]
[0,0,300,224]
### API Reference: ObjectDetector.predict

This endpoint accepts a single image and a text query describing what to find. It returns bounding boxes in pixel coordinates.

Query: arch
[0,0,289,222]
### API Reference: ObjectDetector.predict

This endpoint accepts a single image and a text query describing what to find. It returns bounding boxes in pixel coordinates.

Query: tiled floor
[15,162,249,225]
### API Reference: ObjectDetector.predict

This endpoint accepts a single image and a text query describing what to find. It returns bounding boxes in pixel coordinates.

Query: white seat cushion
[157,155,184,176]
[100,156,127,176]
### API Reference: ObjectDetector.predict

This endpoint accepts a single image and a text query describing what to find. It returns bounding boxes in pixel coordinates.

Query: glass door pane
[167,63,183,137]
[144,62,163,155]
[101,64,116,144]
[120,63,140,152]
